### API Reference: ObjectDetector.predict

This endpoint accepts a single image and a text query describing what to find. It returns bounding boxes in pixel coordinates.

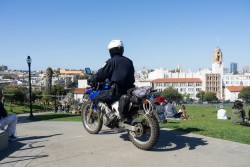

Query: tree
[3,85,28,104]
[41,91,53,111]
[33,90,43,102]
[182,92,190,102]
[2,75,14,80]
[53,69,60,77]
[238,87,250,102]
[160,86,182,103]
[196,90,205,102]
[51,84,67,112]
[45,67,53,94]
[204,92,218,103]
[51,84,67,96]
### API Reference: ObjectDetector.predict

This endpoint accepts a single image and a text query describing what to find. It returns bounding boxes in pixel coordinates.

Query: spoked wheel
[81,100,103,134]
[128,111,159,150]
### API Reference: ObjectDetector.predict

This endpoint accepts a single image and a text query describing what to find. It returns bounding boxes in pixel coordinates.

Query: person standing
[0,91,18,140]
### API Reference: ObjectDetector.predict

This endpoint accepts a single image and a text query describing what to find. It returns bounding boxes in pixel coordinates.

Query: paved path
[0,114,249,167]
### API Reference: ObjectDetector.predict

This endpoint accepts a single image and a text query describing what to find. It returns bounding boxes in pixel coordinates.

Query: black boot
[105,114,117,126]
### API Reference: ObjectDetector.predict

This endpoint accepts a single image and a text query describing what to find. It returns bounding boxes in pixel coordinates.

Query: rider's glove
[87,79,96,87]
[87,79,92,86]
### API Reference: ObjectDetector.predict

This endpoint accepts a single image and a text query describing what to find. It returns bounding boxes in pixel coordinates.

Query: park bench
[0,129,8,151]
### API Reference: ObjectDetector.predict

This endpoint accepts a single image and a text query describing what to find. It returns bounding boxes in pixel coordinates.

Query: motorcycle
[81,68,160,150]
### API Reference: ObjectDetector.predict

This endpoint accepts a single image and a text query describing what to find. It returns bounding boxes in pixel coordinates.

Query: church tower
[212,46,223,75]
[206,46,224,100]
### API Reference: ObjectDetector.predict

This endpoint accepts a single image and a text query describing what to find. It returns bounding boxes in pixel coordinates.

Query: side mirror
[85,68,91,75]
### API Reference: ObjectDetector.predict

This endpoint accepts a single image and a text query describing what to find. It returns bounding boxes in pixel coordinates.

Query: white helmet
[108,40,124,57]
[108,40,124,49]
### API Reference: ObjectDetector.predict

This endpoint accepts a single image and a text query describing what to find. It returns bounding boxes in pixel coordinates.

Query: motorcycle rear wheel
[128,111,159,150]
[81,100,103,134]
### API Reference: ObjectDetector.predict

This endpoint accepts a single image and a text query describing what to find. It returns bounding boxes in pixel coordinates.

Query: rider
[88,40,135,120]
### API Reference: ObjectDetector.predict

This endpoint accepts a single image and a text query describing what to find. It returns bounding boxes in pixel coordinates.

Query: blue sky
[0,0,250,72]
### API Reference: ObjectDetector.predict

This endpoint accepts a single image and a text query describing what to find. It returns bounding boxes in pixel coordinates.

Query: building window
[196,82,202,86]
[188,88,194,92]
[180,83,187,86]
[173,83,179,86]
[196,88,201,91]
[180,88,186,92]
[164,83,170,87]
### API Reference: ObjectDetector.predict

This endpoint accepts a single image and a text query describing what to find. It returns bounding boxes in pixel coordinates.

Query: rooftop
[152,78,202,83]
[226,86,244,92]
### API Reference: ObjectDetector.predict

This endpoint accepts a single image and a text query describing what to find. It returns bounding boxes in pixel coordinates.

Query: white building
[78,79,88,88]
[148,68,166,80]
[151,78,202,100]
[74,88,86,103]
[73,79,88,102]
[134,80,151,87]
[134,68,150,81]
[224,86,243,102]
[243,64,250,73]
[223,74,250,87]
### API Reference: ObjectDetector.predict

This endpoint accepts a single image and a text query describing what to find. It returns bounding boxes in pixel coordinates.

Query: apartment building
[151,78,202,100]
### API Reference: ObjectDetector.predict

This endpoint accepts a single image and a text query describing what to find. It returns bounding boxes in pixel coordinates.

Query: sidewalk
[0,113,250,167]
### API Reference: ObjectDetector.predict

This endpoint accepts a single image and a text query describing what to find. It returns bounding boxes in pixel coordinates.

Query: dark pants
[93,90,121,105]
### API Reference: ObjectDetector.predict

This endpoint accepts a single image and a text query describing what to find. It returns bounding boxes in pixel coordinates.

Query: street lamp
[26,56,33,118]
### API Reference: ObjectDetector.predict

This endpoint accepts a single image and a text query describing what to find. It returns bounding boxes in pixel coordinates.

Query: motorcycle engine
[98,102,116,126]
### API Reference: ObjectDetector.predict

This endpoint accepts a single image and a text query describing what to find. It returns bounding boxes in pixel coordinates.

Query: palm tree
[45,67,53,94]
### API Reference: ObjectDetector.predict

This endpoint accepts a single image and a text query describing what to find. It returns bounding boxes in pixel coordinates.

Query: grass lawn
[30,113,82,122]
[161,105,250,145]
[8,103,250,145]
[5,103,54,114]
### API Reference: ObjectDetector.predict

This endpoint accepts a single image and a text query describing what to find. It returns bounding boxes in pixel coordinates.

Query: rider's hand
[87,79,92,86]
[87,79,95,87]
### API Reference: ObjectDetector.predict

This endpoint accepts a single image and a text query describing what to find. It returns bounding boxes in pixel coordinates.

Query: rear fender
[131,118,142,125]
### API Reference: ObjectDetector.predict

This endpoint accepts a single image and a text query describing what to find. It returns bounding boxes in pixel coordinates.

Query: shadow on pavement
[17,115,34,124]
[17,113,79,124]
[152,129,208,151]
[118,128,208,151]
[0,142,26,161]
[0,133,62,163]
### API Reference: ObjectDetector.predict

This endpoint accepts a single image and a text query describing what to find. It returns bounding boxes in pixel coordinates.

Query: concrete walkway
[0,113,249,167]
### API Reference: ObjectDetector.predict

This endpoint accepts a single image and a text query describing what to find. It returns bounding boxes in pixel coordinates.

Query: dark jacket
[90,55,135,95]
[230,108,246,124]
[0,102,7,119]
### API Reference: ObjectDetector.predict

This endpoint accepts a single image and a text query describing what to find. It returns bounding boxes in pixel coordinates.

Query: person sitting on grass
[164,99,178,119]
[177,104,188,120]
[230,100,249,126]
[0,91,18,141]
[217,105,227,120]
[154,96,167,123]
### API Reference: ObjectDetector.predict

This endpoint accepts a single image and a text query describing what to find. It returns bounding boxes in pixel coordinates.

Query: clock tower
[212,46,223,75]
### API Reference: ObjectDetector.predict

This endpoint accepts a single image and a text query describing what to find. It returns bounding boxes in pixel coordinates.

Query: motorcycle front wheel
[81,100,103,134]
[128,111,159,150]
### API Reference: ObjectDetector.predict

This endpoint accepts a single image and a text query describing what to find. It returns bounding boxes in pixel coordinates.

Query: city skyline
[0,0,250,71]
